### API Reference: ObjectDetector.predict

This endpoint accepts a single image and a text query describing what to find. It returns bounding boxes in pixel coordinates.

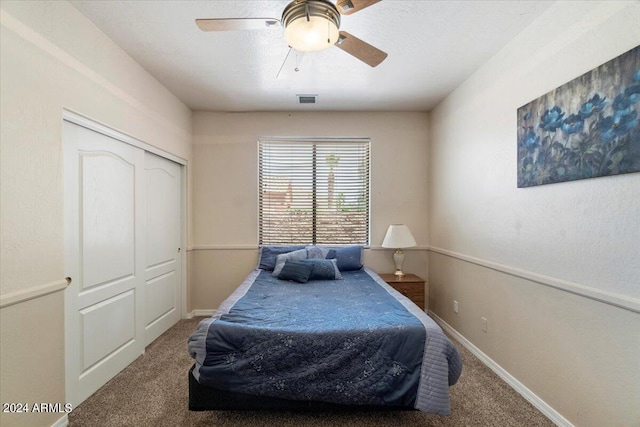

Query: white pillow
[272,249,308,277]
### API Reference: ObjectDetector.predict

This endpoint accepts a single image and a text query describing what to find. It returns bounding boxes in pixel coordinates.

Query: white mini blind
[259,139,370,245]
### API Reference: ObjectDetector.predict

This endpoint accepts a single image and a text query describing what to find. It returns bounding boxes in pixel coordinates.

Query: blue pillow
[326,246,363,271]
[272,249,308,277]
[300,259,342,280]
[278,260,313,283]
[258,245,306,271]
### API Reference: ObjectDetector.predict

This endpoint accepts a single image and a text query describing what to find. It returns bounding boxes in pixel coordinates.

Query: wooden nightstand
[379,274,426,310]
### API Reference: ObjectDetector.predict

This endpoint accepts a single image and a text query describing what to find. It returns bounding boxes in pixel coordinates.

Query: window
[259,139,370,246]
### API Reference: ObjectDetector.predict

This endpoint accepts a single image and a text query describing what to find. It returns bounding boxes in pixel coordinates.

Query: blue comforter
[188,268,462,414]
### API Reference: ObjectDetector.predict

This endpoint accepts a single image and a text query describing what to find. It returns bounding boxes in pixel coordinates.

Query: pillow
[277,260,313,283]
[258,245,306,271]
[326,245,364,271]
[305,245,331,259]
[272,249,308,277]
[300,259,342,280]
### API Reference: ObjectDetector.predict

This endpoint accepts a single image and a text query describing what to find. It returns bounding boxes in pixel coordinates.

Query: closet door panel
[64,121,145,406]
[81,153,135,290]
[144,152,181,345]
[80,290,136,370]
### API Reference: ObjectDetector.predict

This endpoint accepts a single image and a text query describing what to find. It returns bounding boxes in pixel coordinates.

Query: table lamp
[381,224,417,276]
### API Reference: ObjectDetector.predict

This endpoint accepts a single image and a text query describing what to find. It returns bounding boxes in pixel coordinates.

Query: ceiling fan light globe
[282,0,341,52]
[284,16,339,52]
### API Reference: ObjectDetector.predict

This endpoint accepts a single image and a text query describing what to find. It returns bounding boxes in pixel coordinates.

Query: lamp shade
[381,224,417,249]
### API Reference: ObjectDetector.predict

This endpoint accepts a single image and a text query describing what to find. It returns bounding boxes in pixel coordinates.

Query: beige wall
[0,292,66,427]
[4,1,638,426]
[0,2,192,426]
[428,1,640,426]
[191,111,429,310]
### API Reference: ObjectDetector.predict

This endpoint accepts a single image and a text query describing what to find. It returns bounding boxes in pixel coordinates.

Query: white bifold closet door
[64,120,182,407]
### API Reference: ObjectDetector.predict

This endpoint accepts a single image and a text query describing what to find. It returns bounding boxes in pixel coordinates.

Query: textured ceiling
[69,0,553,112]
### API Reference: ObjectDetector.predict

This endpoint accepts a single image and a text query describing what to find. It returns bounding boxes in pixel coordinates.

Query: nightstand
[379,274,426,310]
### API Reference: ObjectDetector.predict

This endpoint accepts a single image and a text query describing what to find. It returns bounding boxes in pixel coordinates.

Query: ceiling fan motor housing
[282,0,341,52]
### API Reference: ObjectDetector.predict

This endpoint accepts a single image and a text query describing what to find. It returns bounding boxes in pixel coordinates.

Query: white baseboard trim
[429,311,573,427]
[189,309,215,318]
[51,414,68,427]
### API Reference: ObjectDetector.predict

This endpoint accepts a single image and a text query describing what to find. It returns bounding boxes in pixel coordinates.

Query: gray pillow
[300,259,342,280]
[305,245,331,259]
[258,245,306,271]
[272,249,308,277]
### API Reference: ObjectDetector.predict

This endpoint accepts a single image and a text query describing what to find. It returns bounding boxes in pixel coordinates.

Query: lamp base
[393,249,405,276]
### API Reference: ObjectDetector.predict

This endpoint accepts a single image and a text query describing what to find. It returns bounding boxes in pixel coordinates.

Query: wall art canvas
[517,45,640,188]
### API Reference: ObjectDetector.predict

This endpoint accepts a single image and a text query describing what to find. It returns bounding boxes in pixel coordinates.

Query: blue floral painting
[517,45,640,187]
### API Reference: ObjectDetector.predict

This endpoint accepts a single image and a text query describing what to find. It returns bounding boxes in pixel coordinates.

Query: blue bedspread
[188,268,462,414]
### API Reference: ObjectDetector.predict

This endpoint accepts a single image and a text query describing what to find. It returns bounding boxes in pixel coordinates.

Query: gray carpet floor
[68,318,554,427]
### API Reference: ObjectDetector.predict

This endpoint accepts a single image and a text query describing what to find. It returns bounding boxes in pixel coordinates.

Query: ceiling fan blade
[195,18,280,32]
[336,0,381,15]
[334,31,387,67]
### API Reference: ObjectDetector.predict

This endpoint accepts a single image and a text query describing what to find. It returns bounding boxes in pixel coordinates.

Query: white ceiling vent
[297,95,317,104]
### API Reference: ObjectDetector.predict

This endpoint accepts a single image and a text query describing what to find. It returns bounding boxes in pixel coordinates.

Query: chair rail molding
[189,245,429,251]
[0,278,71,309]
[428,246,640,314]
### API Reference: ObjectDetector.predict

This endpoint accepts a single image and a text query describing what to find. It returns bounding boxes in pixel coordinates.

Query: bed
[188,246,462,414]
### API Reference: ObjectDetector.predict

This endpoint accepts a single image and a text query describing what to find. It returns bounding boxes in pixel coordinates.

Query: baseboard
[51,414,68,427]
[429,311,574,427]
[189,309,215,318]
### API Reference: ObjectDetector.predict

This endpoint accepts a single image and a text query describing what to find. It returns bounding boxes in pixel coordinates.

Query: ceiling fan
[195,0,387,67]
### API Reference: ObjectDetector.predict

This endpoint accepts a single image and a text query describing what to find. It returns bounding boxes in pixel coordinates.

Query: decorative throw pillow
[277,260,313,283]
[300,259,342,280]
[272,249,308,277]
[326,245,363,271]
[305,245,331,259]
[258,245,306,271]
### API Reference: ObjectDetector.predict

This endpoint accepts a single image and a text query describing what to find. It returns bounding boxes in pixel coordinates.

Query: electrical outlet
[481,317,488,333]
[453,300,459,313]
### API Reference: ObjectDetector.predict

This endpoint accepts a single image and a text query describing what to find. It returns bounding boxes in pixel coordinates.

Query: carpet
[68,318,553,427]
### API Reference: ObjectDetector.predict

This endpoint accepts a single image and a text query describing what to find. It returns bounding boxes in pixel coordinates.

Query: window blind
[259,139,370,246]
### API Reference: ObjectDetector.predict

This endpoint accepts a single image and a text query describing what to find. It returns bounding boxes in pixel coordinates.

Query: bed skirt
[188,365,415,412]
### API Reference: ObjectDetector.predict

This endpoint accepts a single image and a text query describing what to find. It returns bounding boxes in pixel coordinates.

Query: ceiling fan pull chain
[305,2,310,21]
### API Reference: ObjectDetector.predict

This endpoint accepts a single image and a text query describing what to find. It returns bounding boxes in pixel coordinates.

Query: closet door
[144,152,181,345]
[64,121,145,406]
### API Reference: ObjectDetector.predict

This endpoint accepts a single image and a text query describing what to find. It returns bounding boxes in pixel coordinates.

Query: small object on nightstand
[379,273,426,310]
